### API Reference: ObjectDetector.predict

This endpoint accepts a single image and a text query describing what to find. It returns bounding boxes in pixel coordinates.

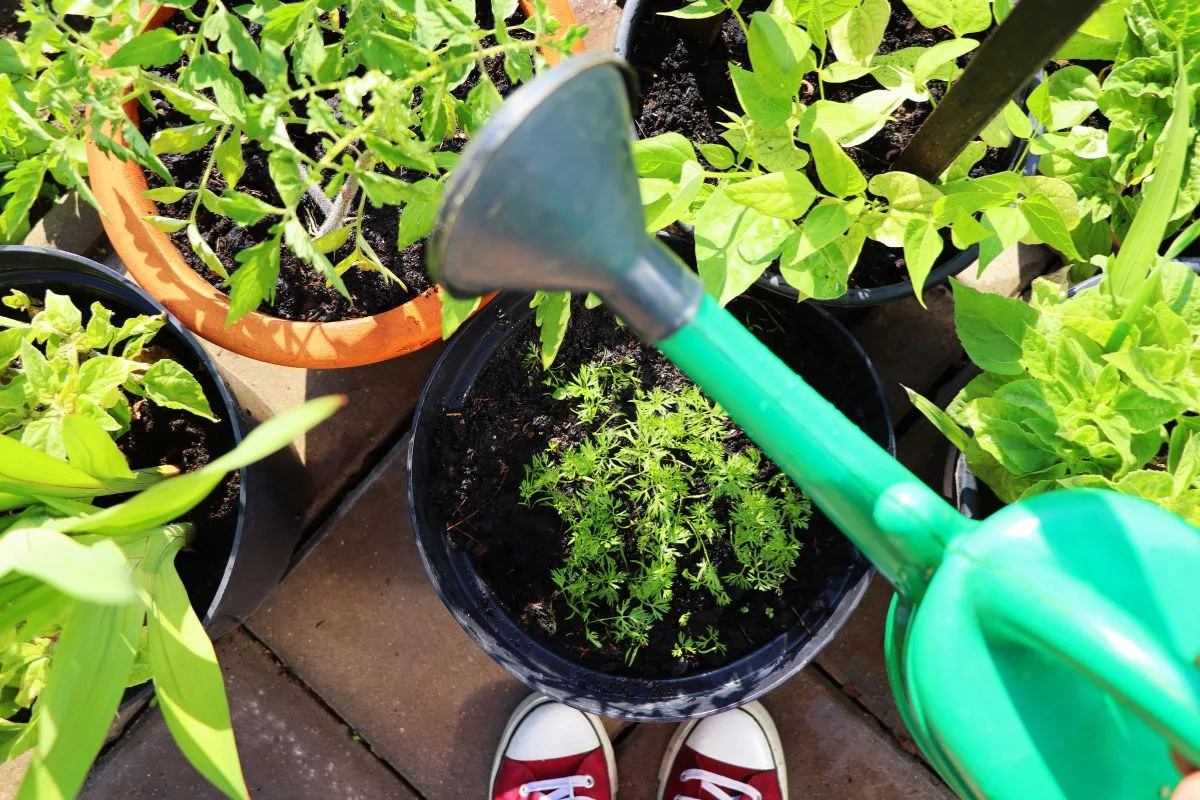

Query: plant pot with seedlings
[9,0,581,368]
[612,0,1082,309]
[408,286,893,720]
[910,71,1200,532]
[0,246,340,797]
[1028,0,1200,274]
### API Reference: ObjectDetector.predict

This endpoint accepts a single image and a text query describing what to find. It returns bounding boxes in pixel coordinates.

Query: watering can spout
[429,53,973,601]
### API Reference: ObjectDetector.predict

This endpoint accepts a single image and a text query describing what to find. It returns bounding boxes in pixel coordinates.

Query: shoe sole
[488,693,618,800]
[655,700,788,800]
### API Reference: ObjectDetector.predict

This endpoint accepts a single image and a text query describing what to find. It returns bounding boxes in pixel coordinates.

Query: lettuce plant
[1031,0,1200,264]
[910,59,1200,523]
[519,356,811,664]
[8,0,580,324]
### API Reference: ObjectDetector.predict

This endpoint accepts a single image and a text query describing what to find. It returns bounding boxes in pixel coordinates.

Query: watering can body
[886,489,1200,799]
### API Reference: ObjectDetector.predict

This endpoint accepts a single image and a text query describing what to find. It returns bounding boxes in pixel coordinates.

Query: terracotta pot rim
[87,0,579,368]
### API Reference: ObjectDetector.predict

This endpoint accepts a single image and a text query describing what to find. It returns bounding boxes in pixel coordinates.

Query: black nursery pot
[0,246,299,635]
[408,291,894,721]
[945,259,1200,519]
[614,0,1041,309]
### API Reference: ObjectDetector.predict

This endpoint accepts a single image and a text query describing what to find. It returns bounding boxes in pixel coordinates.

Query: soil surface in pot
[429,297,865,678]
[627,0,1014,291]
[139,9,525,323]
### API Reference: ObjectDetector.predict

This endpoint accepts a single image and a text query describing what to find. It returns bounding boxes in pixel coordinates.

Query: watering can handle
[973,559,1200,767]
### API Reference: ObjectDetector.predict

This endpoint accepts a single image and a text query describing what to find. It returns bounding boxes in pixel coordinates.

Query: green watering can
[428,54,1200,799]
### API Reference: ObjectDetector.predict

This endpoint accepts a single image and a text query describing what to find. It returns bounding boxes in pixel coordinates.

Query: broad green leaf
[946,0,990,35]
[144,215,190,234]
[1020,194,1081,260]
[724,170,816,219]
[951,278,1038,375]
[17,595,142,800]
[214,131,246,189]
[440,293,482,339]
[139,534,249,800]
[1027,66,1101,132]
[62,415,132,481]
[659,0,724,18]
[868,171,940,211]
[357,172,414,206]
[267,151,305,207]
[645,160,704,231]
[913,38,977,87]
[695,187,792,305]
[900,0,950,29]
[229,237,282,324]
[143,360,218,422]
[790,197,862,260]
[142,187,193,204]
[633,134,697,181]
[748,12,813,95]
[108,29,185,68]
[779,222,866,299]
[903,218,943,306]
[722,120,811,172]
[397,181,443,250]
[904,386,970,452]
[19,339,59,405]
[532,291,571,369]
[829,0,888,66]
[730,66,792,130]
[52,397,344,536]
[1003,100,1033,140]
[978,205,1029,273]
[150,124,217,156]
[79,355,138,407]
[809,129,865,196]
[798,92,900,146]
[0,531,134,603]
[212,191,279,227]
[698,144,735,169]
[187,224,230,282]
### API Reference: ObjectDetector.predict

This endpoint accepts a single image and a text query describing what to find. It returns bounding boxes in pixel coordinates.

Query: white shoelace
[519,775,596,799]
[673,767,763,800]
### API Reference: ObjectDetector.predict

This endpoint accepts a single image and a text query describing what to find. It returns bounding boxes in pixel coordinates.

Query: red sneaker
[657,702,787,800]
[491,694,617,800]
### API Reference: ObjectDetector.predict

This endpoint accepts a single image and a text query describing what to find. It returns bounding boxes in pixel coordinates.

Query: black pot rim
[407,291,894,720]
[0,245,248,628]
[614,0,1043,308]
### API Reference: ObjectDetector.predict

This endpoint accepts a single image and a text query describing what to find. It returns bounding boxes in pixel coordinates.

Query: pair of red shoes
[491,695,786,800]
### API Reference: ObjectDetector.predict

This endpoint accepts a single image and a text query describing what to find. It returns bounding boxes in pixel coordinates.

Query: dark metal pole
[893,0,1106,181]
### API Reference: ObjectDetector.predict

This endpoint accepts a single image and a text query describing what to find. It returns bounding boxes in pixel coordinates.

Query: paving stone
[247,438,627,799]
[616,670,952,799]
[21,192,105,255]
[574,0,622,51]
[79,630,415,800]
[956,244,1055,299]
[0,753,29,799]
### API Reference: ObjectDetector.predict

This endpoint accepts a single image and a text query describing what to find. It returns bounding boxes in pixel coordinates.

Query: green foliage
[10,0,580,322]
[1032,0,1200,261]
[0,289,215,461]
[635,0,1077,311]
[519,358,810,664]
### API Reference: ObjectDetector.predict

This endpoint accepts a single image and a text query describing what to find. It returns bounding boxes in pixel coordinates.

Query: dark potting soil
[428,298,863,678]
[138,10,522,322]
[627,0,1015,290]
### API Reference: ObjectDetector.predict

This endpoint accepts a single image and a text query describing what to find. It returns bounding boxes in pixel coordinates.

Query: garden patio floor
[0,3,1056,795]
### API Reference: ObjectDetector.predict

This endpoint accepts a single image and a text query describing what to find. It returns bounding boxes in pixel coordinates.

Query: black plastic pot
[614,0,1041,308]
[945,258,1200,518]
[408,290,894,720]
[0,246,300,635]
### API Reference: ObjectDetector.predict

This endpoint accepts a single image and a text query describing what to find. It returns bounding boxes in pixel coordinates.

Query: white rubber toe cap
[685,708,776,771]
[506,703,602,761]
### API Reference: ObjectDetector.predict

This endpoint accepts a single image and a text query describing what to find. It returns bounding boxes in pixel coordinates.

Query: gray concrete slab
[79,630,416,800]
[616,670,952,799]
[247,439,629,799]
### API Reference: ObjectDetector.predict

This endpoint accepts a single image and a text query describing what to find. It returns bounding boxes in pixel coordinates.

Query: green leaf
[904,386,970,452]
[142,187,192,204]
[809,128,866,196]
[62,415,133,481]
[267,151,305,208]
[978,205,1029,273]
[139,535,249,800]
[0,531,135,604]
[829,0,889,66]
[228,238,281,324]
[108,29,185,68]
[212,191,280,226]
[397,181,443,250]
[789,197,862,260]
[695,187,792,305]
[283,219,349,299]
[18,595,142,800]
[532,291,571,368]
[951,278,1038,375]
[633,133,698,181]
[946,0,990,35]
[261,0,312,42]
[187,224,230,282]
[903,218,943,306]
[747,12,813,95]
[644,160,704,232]
[1020,194,1081,261]
[440,293,482,339]
[900,0,950,28]
[150,124,217,156]
[913,38,977,87]
[143,360,218,422]
[798,92,899,146]
[207,8,262,73]
[1002,100,1033,140]
[214,131,246,189]
[144,215,190,233]
[52,397,344,537]
[779,222,866,299]
[1028,65,1101,132]
[20,339,59,405]
[730,65,792,129]
[79,355,138,407]
[725,170,817,219]
[659,0,724,18]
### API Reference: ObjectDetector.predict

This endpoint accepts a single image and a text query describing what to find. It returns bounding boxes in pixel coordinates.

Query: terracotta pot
[87,0,580,369]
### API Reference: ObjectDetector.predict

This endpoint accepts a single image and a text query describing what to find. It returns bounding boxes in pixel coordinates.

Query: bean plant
[911,62,1200,524]
[6,0,580,323]
[519,355,811,664]
[1030,0,1200,265]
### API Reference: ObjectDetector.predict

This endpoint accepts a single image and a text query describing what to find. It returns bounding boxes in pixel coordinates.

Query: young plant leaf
[229,237,282,324]
[108,29,185,68]
[61,415,134,481]
[143,360,219,422]
[809,128,866,196]
[829,0,888,66]
[440,292,483,339]
[724,170,817,219]
[903,218,943,306]
[532,291,571,368]
[904,386,970,452]
[730,66,792,129]
[695,187,792,305]
[950,278,1038,375]
[187,224,230,281]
